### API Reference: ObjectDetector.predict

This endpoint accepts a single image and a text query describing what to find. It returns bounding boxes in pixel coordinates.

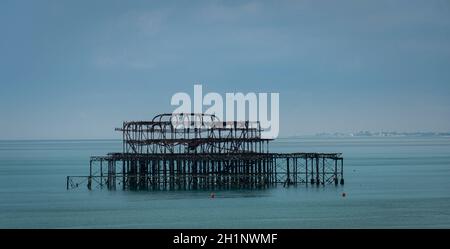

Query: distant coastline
[2,132,450,141]
[280,131,450,139]
[312,131,450,138]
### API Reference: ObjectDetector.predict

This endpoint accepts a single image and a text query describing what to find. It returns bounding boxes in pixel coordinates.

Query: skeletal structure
[67,113,344,190]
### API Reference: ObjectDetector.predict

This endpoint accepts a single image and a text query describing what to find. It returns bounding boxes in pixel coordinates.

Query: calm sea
[1,137,450,228]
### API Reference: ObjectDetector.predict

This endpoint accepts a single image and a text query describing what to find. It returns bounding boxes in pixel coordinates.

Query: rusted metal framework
[118,113,269,154]
[67,113,344,190]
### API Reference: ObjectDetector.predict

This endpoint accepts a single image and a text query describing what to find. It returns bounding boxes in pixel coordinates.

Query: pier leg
[88,160,92,190]
[122,160,126,190]
[322,158,325,185]
[100,159,103,188]
[305,157,308,185]
[285,158,290,187]
[334,159,338,185]
[315,156,320,185]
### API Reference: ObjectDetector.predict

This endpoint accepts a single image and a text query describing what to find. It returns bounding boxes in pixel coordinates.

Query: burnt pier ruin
[67,113,344,190]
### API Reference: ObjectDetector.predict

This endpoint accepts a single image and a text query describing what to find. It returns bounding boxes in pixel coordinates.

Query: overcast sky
[1,0,450,139]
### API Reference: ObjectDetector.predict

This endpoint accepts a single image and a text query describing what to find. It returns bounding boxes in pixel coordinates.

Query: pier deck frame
[67,152,344,190]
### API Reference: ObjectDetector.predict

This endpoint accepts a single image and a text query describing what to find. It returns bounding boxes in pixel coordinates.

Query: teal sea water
[1,137,450,228]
